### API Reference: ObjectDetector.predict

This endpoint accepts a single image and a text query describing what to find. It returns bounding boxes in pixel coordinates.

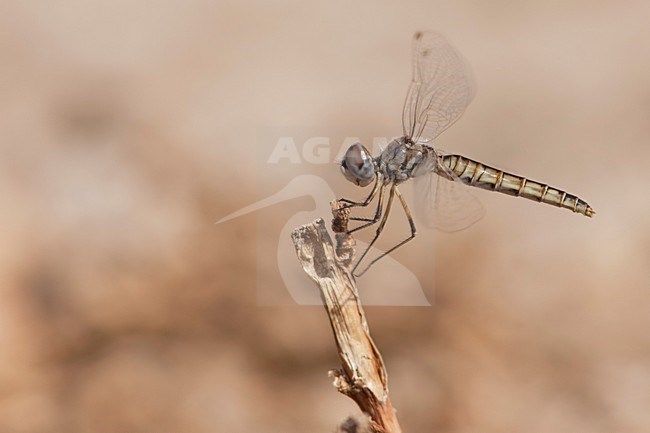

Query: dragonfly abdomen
[441,154,595,217]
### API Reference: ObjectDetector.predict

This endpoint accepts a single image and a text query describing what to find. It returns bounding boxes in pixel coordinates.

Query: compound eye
[340,160,348,175]
[341,143,374,187]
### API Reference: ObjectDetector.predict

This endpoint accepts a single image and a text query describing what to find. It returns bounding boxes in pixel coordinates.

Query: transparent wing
[402,31,475,143]
[413,169,485,232]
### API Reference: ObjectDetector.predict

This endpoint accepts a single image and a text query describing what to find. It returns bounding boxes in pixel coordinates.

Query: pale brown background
[1,1,649,432]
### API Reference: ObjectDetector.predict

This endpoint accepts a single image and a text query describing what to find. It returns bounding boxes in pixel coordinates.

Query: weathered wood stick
[290,207,402,433]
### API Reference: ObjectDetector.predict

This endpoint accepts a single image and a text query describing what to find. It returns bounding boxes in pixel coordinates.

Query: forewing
[413,170,485,232]
[402,31,475,142]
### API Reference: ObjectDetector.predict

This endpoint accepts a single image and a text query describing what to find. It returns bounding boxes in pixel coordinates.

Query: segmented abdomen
[441,154,595,217]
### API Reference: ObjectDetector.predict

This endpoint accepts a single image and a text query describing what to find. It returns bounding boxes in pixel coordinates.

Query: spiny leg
[347,182,386,234]
[351,183,397,277]
[338,174,383,211]
[355,186,417,277]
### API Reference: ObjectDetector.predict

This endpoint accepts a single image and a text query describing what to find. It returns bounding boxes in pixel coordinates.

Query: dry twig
[290,203,402,433]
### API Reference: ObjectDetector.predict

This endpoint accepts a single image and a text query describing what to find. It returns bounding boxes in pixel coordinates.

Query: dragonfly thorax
[375,137,438,184]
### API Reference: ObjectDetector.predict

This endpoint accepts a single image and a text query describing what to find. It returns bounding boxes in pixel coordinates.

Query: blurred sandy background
[1,1,649,432]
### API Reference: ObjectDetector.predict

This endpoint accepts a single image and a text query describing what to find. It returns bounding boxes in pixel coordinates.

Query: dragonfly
[337,31,595,277]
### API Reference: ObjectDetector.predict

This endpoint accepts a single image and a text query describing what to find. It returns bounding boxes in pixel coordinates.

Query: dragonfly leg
[347,182,386,234]
[338,174,383,210]
[355,186,417,277]
[351,183,397,277]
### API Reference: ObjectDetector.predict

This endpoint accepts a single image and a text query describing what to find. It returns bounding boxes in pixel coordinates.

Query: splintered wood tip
[331,200,350,233]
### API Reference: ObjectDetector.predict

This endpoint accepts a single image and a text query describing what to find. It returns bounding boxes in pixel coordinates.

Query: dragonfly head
[340,143,375,187]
